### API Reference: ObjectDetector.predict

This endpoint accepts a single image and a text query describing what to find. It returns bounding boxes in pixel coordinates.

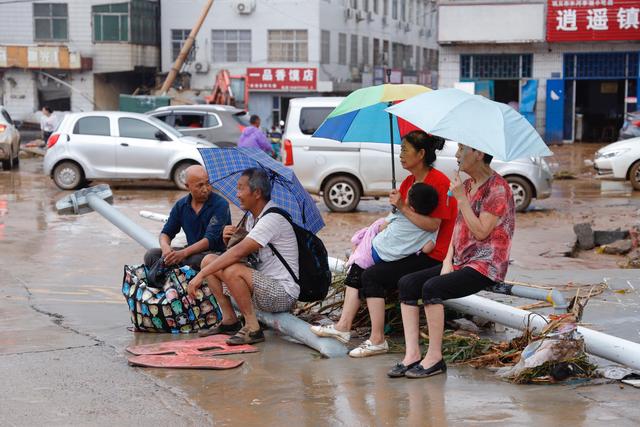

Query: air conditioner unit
[366,11,374,22]
[419,28,425,37]
[404,23,411,32]
[235,0,256,15]
[194,62,210,74]
[344,7,354,20]
[355,10,365,22]
[395,20,403,30]
[381,16,388,26]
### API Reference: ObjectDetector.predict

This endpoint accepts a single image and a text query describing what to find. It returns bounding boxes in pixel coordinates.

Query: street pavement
[1,156,639,426]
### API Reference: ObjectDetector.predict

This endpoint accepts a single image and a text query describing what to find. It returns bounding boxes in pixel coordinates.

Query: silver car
[148,104,251,147]
[282,97,553,212]
[43,111,215,190]
[0,106,21,170]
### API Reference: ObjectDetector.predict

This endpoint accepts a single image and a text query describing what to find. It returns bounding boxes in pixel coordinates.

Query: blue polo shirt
[161,192,231,252]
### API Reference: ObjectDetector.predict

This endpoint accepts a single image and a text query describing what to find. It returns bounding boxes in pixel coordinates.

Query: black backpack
[263,207,331,302]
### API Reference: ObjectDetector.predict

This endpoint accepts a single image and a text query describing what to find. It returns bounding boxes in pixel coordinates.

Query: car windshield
[147,115,183,138]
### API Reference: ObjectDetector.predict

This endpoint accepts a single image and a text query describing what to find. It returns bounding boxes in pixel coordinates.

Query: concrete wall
[1,71,37,120]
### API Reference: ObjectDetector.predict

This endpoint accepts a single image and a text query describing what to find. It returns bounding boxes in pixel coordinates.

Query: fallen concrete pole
[446,295,640,370]
[57,186,348,358]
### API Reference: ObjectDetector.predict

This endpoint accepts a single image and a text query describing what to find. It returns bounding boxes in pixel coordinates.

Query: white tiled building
[436,0,639,143]
[0,0,160,121]
[160,0,439,128]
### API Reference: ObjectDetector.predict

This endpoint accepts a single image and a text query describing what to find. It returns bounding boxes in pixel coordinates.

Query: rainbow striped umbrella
[313,84,430,188]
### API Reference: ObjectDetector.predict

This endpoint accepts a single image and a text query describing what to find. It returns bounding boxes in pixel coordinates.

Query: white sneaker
[310,324,351,344]
[348,339,389,358]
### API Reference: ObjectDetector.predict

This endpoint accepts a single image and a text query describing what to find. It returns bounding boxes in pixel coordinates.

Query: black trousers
[345,254,442,299]
[398,265,495,306]
[143,247,213,271]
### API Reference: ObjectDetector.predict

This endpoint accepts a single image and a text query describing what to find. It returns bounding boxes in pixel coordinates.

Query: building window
[268,30,307,62]
[392,0,398,19]
[401,0,406,21]
[415,45,421,70]
[383,40,389,66]
[129,0,159,45]
[34,3,68,41]
[362,37,369,66]
[321,30,330,65]
[460,54,532,79]
[338,33,347,65]
[171,30,195,62]
[350,34,358,66]
[212,30,251,62]
[374,0,379,14]
[384,0,389,16]
[373,38,380,66]
[364,0,369,12]
[93,2,158,45]
[93,3,130,42]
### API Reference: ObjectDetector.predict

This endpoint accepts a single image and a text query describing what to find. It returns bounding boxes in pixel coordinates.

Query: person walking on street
[238,115,275,157]
[40,106,55,143]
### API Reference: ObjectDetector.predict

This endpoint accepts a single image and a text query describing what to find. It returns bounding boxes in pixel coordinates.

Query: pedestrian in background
[40,106,55,143]
[238,115,276,158]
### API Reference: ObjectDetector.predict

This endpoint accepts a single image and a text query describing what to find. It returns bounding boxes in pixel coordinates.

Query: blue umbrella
[385,88,553,162]
[198,147,325,234]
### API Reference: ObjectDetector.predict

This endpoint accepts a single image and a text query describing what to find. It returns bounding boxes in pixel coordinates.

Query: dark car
[619,111,640,140]
[148,105,250,147]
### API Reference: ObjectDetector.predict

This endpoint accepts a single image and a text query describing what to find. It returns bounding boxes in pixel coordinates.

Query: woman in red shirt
[389,143,515,379]
[311,131,458,357]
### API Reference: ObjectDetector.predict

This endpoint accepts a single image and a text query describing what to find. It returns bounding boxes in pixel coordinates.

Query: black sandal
[405,359,447,379]
[198,320,242,337]
[387,360,421,378]
[226,326,265,346]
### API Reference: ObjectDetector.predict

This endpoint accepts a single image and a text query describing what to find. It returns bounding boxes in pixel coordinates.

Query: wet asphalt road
[1,152,640,426]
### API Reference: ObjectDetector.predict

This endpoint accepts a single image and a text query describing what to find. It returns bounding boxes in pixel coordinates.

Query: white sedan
[44,111,215,190]
[594,137,640,190]
[0,106,21,170]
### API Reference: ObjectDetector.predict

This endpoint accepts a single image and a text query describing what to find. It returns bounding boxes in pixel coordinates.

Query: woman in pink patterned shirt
[389,143,515,379]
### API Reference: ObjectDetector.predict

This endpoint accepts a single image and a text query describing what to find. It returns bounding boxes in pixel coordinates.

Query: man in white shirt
[187,168,299,345]
[40,106,55,142]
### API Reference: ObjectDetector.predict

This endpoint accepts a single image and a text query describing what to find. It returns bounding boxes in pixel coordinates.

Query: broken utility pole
[160,0,214,95]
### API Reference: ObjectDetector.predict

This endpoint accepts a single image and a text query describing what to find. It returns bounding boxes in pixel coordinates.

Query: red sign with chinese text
[547,0,640,42]
[246,67,317,91]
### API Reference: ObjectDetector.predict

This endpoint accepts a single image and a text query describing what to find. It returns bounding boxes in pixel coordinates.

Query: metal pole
[388,108,397,190]
[489,282,568,314]
[160,0,215,95]
[86,193,159,251]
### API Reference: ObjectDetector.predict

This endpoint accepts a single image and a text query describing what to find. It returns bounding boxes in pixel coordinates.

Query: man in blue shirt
[143,165,231,270]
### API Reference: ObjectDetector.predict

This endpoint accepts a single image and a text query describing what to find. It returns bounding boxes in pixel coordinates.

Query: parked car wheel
[53,161,85,190]
[506,176,533,212]
[172,161,198,190]
[629,161,640,191]
[323,175,361,212]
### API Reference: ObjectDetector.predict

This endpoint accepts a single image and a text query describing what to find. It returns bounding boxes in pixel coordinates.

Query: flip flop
[126,334,258,356]
[128,355,244,370]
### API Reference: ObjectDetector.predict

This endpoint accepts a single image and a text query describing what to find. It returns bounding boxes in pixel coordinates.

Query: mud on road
[1,145,640,425]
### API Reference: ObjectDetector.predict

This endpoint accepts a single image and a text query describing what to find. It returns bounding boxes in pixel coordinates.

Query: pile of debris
[574,223,640,268]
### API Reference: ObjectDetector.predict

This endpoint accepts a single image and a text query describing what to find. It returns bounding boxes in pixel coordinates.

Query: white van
[282,97,552,212]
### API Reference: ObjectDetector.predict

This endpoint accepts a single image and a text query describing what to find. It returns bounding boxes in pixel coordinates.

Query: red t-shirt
[398,168,457,262]
[453,172,515,282]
